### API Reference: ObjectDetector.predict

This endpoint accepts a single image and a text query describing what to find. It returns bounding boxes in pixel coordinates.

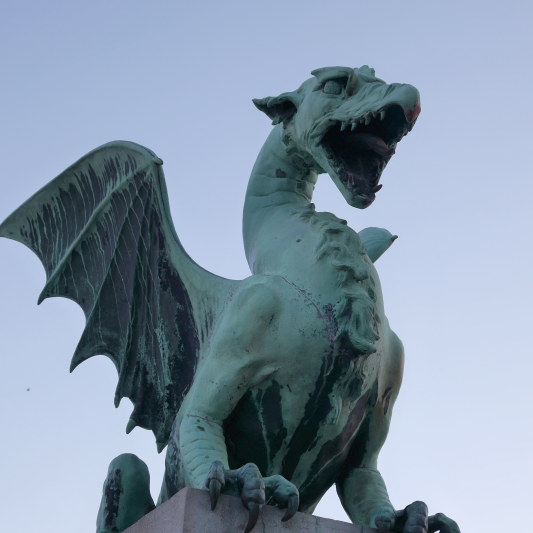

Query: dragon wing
[358,227,398,263]
[0,141,239,451]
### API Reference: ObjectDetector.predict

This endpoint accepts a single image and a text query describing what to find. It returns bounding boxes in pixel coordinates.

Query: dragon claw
[238,464,265,532]
[428,513,461,533]
[204,463,299,532]
[264,473,299,523]
[375,519,390,532]
[404,501,428,533]
[281,493,298,522]
[389,501,431,533]
[204,460,225,511]
[209,478,222,510]
[244,502,262,533]
[375,507,395,533]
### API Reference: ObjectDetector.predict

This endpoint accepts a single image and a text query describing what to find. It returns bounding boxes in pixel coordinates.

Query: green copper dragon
[0,66,460,533]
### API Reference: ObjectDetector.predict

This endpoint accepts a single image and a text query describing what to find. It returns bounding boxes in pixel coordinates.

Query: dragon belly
[224,348,381,511]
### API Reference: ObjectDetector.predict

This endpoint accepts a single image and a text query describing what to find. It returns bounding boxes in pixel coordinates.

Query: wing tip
[0,218,20,241]
[69,357,79,373]
[126,418,137,434]
[358,226,398,263]
[70,346,99,373]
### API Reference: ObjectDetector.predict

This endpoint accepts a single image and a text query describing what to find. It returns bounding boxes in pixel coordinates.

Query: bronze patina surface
[0,66,459,533]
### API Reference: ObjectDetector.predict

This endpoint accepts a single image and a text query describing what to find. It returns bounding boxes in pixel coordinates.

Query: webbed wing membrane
[0,141,239,450]
[358,227,398,263]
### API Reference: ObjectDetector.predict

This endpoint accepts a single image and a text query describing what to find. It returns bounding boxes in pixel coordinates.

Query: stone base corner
[123,487,377,532]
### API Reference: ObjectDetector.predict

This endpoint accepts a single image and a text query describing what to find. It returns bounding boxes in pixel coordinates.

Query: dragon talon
[281,493,298,522]
[244,502,262,533]
[209,478,222,510]
[375,519,392,533]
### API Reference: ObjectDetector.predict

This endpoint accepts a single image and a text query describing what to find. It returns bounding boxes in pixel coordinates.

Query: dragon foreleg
[176,281,299,532]
[180,414,229,488]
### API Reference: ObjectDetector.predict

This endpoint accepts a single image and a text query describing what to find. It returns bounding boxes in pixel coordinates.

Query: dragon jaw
[254,65,421,209]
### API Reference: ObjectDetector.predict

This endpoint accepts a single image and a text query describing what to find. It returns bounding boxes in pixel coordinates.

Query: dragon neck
[243,125,319,274]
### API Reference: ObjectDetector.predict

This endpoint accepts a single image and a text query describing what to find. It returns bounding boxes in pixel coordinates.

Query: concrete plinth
[123,487,377,533]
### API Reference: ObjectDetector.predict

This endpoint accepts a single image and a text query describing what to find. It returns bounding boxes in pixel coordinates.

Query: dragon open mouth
[321,104,414,205]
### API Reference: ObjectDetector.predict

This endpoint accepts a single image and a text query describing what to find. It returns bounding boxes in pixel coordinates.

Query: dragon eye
[323,78,347,95]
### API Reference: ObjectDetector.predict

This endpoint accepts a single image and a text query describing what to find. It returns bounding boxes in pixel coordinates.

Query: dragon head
[253,66,420,208]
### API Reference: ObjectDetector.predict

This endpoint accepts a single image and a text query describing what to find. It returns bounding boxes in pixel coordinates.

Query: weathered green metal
[0,66,460,533]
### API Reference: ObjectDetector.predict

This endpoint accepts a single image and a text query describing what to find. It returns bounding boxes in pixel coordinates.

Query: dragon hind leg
[96,454,155,533]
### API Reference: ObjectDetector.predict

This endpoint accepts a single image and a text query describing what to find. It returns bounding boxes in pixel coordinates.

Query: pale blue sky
[0,1,531,531]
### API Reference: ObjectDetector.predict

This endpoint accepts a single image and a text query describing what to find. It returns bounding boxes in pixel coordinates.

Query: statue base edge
[123,487,377,532]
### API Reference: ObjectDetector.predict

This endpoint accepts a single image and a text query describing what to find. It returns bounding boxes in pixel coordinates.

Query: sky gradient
[0,1,531,531]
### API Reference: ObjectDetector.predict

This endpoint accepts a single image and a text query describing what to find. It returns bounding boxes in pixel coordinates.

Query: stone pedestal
[123,487,377,533]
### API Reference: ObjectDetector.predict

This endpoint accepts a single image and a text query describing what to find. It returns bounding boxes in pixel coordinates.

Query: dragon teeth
[336,108,388,131]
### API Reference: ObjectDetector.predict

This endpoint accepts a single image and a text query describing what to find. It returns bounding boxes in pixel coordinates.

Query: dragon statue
[0,65,460,533]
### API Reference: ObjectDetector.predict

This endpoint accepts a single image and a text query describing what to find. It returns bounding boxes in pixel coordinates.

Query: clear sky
[0,1,531,531]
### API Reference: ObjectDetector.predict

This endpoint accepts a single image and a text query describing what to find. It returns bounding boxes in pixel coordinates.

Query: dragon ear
[253,91,303,125]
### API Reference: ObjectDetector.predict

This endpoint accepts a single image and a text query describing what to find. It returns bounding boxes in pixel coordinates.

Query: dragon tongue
[351,132,395,157]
